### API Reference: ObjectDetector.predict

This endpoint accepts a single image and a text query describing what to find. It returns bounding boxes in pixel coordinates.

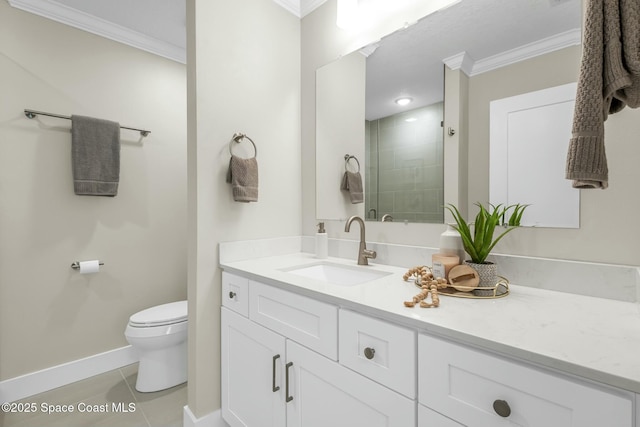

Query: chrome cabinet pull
[493,399,511,418]
[364,347,376,360]
[285,362,294,402]
[229,291,236,299]
[272,355,281,392]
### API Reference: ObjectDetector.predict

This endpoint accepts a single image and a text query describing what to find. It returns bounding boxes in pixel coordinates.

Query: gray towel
[340,171,363,204]
[71,115,120,196]
[566,0,640,189]
[226,155,258,202]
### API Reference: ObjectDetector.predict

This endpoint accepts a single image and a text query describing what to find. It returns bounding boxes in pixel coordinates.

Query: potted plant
[446,202,527,295]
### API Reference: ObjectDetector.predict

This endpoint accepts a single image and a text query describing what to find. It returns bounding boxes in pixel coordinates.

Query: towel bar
[24,109,151,137]
[344,154,360,173]
[229,132,257,157]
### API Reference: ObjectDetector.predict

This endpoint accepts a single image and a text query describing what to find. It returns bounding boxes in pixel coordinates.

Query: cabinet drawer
[339,309,416,398]
[222,271,249,317]
[249,281,338,360]
[419,334,633,427]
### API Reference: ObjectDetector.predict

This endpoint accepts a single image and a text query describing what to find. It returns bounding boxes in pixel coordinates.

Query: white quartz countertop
[221,252,640,394]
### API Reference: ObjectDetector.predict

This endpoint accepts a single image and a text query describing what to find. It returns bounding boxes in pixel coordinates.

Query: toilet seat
[128,300,187,328]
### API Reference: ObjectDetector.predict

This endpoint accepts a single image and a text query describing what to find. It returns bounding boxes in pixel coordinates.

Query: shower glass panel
[365,103,444,223]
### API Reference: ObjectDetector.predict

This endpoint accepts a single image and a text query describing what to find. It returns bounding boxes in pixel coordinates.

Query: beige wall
[187,0,301,417]
[0,2,187,381]
[303,0,640,266]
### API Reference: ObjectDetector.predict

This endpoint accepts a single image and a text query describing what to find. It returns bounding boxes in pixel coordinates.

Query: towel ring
[344,154,360,173]
[229,132,257,158]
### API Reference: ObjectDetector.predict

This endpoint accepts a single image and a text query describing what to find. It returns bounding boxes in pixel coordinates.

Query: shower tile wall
[366,103,444,223]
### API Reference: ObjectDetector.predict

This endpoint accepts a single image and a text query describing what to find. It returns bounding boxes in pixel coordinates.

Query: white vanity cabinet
[220,272,415,427]
[222,270,636,427]
[418,334,634,427]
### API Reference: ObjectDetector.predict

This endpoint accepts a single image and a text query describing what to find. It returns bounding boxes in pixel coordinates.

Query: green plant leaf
[484,225,517,255]
[447,202,526,264]
[445,204,477,261]
[508,203,529,226]
[473,204,487,258]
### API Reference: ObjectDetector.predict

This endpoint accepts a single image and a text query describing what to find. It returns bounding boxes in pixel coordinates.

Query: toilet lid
[129,300,187,327]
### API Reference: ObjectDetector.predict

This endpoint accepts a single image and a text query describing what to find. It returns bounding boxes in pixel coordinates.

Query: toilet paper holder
[71,261,104,270]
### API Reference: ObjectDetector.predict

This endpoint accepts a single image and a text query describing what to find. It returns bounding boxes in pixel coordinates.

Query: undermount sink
[283,262,392,286]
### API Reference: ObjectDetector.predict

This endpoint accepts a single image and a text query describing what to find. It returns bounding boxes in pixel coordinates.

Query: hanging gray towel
[566,0,640,189]
[341,171,363,204]
[226,155,258,202]
[71,115,120,196]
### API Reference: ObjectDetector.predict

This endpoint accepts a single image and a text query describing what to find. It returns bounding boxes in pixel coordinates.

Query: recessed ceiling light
[395,97,413,106]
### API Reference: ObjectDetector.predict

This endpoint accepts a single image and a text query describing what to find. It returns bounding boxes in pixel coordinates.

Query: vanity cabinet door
[286,340,415,427]
[419,334,633,427]
[418,404,464,426]
[221,308,286,427]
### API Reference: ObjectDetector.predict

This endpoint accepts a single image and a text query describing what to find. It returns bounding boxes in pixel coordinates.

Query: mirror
[316,0,582,223]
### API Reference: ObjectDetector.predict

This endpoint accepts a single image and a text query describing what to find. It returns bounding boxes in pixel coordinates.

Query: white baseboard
[183,406,228,427]
[0,345,138,403]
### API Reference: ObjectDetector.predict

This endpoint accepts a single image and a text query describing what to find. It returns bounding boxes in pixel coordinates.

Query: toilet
[124,300,188,392]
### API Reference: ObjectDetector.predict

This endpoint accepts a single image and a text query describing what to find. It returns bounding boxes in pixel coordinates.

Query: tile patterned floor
[1,363,187,427]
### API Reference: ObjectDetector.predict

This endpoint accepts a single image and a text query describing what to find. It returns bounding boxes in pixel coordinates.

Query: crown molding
[443,51,474,76]
[8,0,186,64]
[358,42,380,58]
[273,0,302,17]
[443,28,581,77]
[272,0,327,17]
[9,0,326,63]
[300,0,328,17]
[470,28,581,76]
[9,0,577,70]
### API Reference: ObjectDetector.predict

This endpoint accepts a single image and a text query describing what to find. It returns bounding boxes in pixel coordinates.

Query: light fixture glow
[405,117,417,122]
[337,0,358,29]
[395,97,413,106]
